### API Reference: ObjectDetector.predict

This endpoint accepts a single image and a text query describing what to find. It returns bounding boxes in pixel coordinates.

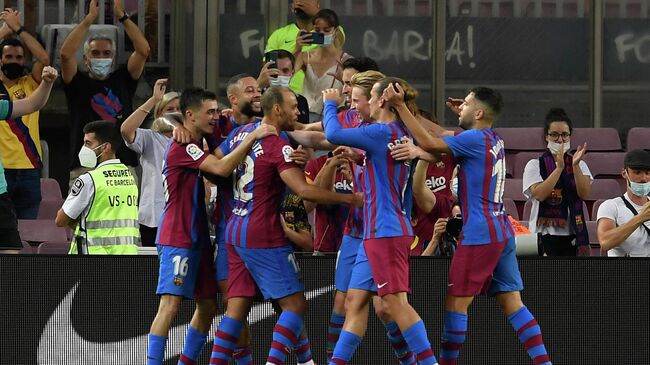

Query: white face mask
[78,143,106,168]
[628,179,650,197]
[547,141,570,154]
[320,33,334,47]
[270,75,291,87]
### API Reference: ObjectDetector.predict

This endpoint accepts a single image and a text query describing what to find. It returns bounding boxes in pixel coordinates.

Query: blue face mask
[89,58,113,79]
[629,179,650,197]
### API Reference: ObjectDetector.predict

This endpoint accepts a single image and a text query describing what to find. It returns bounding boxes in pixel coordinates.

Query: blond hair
[376,77,419,117]
[350,71,385,100]
[153,91,180,118]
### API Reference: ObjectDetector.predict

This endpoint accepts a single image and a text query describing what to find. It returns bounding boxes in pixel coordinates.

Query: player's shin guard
[401,320,438,365]
[210,316,244,365]
[329,330,362,365]
[327,312,345,362]
[294,331,315,365]
[508,306,552,365]
[233,346,253,365]
[147,334,167,365]
[383,321,417,365]
[178,326,207,365]
[266,310,304,365]
[439,311,467,365]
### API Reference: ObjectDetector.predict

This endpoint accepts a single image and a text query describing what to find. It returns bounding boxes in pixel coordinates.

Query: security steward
[55,120,139,254]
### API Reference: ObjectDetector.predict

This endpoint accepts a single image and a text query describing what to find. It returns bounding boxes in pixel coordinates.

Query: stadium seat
[503,198,519,220]
[571,128,622,152]
[586,221,602,256]
[37,242,70,254]
[40,140,49,178]
[17,219,68,245]
[41,178,63,200]
[521,199,590,220]
[19,240,35,254]
[503,178,526,202]
[589,179,622,201]
[512,151,542,179]
[495,128,546,151]
[37,198,64,220]
[582,152,625,179]
[626,127,650,151]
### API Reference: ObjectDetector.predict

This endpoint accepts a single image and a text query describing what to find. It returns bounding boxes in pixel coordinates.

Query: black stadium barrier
[1,254,648,365]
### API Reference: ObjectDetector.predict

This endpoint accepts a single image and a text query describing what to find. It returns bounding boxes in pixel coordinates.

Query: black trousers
[541,234,577,256]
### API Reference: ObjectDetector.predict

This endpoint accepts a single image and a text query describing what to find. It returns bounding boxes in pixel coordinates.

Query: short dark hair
[313,8,340,27]
[544,107,573,135]
[275,49,295,68]
[261,86,287,115]
[83,120,119,147]
[469,87,503,117]
[341,57,380,73]
[0,38,24,57]
[226,73,254,96]
[180,87,217,114]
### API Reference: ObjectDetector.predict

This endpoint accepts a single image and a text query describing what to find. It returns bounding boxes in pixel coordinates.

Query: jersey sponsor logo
[386,136,410,151]
[185,143,204,161]
[282,145,295,163]
[334,180,353,192]
[425,176,447,193]
[38,282,334,363]
[70,178,84,196]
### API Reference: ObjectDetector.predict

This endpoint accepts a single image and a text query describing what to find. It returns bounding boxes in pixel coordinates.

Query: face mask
[271,75,292,87]
[320,33,334,47]
[78,143,106,168]
[89,58,113,79]
[1,63,25,80]
[628,179,650,197]
[547,141,570,154]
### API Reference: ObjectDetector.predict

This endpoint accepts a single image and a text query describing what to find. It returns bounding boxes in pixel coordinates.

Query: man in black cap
[596,149,650,256]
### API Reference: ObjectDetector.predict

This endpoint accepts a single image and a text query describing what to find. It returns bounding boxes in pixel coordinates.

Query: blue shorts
[234,245,304,300]
[214,236,228,282]
[156,245,201,300]
[487,236,524,296]
[348,242,377,293]
[335,235,362,292]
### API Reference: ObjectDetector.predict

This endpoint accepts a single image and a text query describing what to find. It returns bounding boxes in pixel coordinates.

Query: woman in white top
[522,108,592,256]
[294,9,351,122]
[120,79,180,246]
[597,149,650,257]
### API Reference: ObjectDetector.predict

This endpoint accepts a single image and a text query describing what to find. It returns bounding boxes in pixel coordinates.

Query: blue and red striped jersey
[219,121,300,248]
[443,128,514,245]
[323,100,414,240]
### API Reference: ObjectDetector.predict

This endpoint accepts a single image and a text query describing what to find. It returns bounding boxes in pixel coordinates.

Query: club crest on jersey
[282,145,295,163]
[173,276,183,286]
[185,143,204,161]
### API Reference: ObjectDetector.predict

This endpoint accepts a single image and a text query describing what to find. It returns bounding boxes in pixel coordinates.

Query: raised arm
[529,143,565,202]
[321,90,376,151]
[121,78,166,143]
[412,159,437,214]
[571,143,591,200]
[114,0,150,80]
[60,0,99,83]
[597,202,650,251]
[10,66,57,118]
[199,124,277,176]
[0,9,50,82]
[384,83,451,154]
[287,130,335,150]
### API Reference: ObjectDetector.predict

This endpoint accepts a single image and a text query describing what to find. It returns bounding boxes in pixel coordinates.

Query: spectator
[55,120,140,255]
[295,9,351,122]
[0,66,58,253]
[280,191,313,252]
[257,50,310,124]
[422,204,462,257]
[597,149,650,257]
[522,108,592,256]
[340,57,380,107]
[0,8,51,219]
[60,0,150,187]
[120,78,183,247]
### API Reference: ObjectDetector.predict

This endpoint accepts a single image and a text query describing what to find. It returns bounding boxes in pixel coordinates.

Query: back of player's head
[83,120,119,147]
[376,76,419,117]
[468,87,503,117]
[342,57,380,73]
[226,73,254,97]
[261,86,288,115]
[350,70,385,99]
[0,38,24,57]
[544,107,573,134]
[180,87,217,114]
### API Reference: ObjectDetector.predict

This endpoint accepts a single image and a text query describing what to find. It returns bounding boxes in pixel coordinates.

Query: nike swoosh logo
[448,283,454,287]
[38,282,334,363]
[377,282,388,289]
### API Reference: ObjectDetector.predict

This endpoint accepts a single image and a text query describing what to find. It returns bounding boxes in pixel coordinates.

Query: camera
[264,51,278,69]
[445,214,463,238]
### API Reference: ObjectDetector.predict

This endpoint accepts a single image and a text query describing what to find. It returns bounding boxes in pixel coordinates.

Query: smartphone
[264,51,278,69]
[300,31,324,45]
